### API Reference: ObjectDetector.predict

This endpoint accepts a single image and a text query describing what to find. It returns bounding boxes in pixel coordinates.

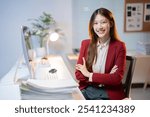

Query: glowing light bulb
[50,32,59,42]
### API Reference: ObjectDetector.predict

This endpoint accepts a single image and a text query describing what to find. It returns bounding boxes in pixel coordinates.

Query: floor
[130,87,150,100]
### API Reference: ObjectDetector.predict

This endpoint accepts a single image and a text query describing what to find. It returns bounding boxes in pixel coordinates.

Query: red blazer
[75,39,126,100]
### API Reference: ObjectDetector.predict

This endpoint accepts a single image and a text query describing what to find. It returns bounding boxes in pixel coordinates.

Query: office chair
[122,55,136,98]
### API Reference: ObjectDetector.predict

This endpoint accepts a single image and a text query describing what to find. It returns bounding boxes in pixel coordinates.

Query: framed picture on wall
[124,0,150,32]
[144,3,150,22]
[125,3,143,31]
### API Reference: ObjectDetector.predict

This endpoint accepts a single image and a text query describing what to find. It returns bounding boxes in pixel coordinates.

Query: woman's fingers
[110,65,118,74]
[82,57,86,66]
[112,65,117,69]
[76,64,82,68]
[110,68,118,74]
[76,64,83,70]
[76,57,86,71]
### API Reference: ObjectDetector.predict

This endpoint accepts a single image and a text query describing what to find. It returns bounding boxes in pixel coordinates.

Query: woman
[75,8,126,100]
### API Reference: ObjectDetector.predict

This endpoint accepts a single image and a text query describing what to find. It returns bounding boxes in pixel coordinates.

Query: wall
[0,0,73,78]
[72,0,150,51]
[0,0,150,78]
[72,0,115,48]
[114,0,150,50]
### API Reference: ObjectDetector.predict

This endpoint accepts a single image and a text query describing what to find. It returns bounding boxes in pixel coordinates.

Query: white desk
[0,55,84,100]
[0,59,21,100]
[127,51,150,89]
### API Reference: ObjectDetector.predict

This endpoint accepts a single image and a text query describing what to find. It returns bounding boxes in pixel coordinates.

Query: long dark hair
[86,8,120,70]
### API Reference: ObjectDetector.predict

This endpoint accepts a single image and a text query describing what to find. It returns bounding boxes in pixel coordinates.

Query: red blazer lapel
[105,40,116,73]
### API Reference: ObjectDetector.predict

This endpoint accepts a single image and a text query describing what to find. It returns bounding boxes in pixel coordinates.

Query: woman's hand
[76,57,90,77]
[110,65,118,74]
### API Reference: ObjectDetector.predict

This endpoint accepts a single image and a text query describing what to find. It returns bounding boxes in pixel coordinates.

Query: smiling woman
[75,8,127,100]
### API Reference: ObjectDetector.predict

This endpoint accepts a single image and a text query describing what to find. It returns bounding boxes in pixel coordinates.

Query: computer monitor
[20,26,51,80]
[21,26,33,78]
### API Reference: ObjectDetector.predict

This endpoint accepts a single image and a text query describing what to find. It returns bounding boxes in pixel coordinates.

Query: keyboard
[35,67,58,80]
[34,56,72,81]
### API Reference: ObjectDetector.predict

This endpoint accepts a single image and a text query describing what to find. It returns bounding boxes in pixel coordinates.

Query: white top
[89,39,110,82]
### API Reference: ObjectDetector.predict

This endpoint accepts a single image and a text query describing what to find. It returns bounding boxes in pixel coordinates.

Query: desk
[127,51,150,89]
[0,55,84,100]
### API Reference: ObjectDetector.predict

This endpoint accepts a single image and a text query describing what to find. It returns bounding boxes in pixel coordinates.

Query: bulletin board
[124,0,150,32]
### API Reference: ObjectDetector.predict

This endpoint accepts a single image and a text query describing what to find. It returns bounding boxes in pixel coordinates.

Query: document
[19,78,79,100]
[26,78,78,90]
[20,83,74,100]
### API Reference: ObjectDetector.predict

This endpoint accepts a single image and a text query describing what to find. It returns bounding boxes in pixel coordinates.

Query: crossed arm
[76,57,118,78]
[75,40,126,86]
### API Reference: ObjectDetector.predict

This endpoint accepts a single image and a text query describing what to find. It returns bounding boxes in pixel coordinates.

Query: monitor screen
[21,26,33,78]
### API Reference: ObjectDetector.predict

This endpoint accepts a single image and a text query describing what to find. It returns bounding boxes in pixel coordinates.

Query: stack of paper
[136,41,150,55]
[20,79,79,100]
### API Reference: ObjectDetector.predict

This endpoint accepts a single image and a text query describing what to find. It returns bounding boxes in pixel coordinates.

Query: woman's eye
[101,21,107,24]
[94,22,98,25]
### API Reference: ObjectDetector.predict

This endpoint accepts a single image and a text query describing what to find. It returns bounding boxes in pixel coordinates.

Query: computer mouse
[49,68,57,73]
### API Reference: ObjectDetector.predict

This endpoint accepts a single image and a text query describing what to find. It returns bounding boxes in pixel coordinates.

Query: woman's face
[93,14,111,41]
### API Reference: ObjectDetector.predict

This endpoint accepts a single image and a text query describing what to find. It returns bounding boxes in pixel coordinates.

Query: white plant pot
[28,49,36,60]
[36,47,46,58]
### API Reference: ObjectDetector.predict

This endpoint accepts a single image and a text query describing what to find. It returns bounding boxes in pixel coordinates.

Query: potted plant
[28,12,57,58]
[24,26,36,60]
[24,27,32,49]
[29,12,64,57]
[29,12,56,48]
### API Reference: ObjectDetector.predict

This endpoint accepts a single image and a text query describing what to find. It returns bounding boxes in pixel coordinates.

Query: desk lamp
[46,31,59,55]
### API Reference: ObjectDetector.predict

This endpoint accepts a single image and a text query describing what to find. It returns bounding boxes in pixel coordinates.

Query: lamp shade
[50,32,59,42]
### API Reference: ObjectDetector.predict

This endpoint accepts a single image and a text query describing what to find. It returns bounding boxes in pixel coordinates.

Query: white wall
[0,0,150,78]
[72,0,115,48]
[72,0,150,50]
[0,0,73,78]
[114,0,150,50]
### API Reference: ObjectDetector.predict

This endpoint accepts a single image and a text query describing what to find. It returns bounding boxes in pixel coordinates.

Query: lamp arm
[46,39,50,56]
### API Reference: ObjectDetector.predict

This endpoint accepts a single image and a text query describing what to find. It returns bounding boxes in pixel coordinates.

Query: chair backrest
[122,55,136,98]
